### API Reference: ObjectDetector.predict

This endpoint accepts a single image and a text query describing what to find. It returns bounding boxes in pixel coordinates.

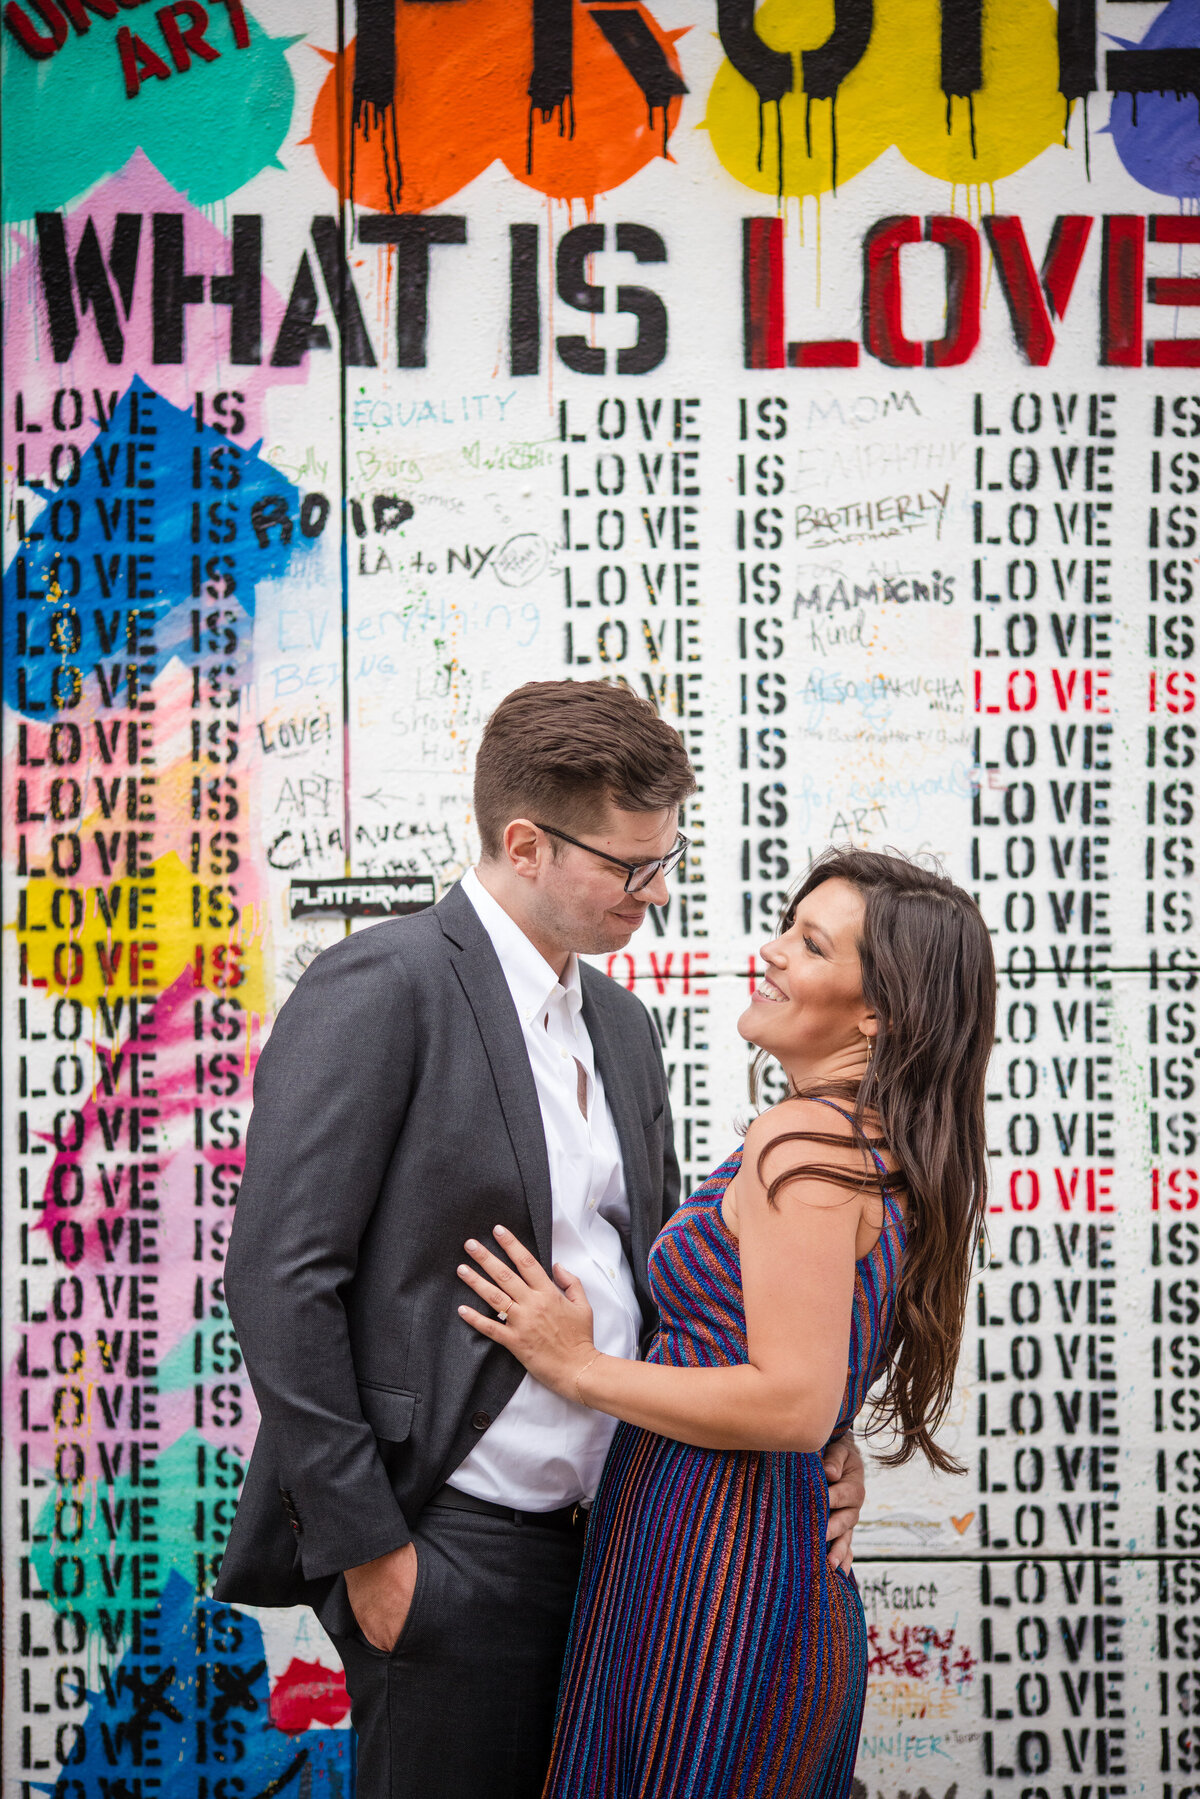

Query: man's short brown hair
[473,681,697,859]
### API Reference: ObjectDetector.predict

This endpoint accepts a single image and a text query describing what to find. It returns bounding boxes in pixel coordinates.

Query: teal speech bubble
[2,6,300,217]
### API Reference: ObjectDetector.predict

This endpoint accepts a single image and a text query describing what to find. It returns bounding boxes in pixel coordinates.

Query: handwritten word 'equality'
[795,486,950,544]
[353,396,516,430]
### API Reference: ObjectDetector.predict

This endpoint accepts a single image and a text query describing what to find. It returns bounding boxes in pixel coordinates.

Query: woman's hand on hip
[823,1434,866,1573]
[458,1226,598,1402]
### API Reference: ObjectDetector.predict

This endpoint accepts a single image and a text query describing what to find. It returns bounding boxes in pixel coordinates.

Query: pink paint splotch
[10,971,261,1464]
[4,151,308,456]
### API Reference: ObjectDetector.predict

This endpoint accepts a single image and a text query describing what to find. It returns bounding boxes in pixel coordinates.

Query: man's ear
[503,818,543,880]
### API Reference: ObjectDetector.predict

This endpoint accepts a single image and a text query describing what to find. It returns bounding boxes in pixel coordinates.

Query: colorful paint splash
[704,0,1067,198]
[306,0,686,211]
[1107,0,1200,199]
[3,156,309,426]
[37,1571,353,1799]
[2,7,300,217]
[4,160,344,1798]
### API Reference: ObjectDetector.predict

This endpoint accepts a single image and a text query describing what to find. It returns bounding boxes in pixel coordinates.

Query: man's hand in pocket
[345,1542,419,1651]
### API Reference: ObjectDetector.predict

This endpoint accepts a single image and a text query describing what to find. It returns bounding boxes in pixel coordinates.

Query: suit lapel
[437,885,554,1268]
[581,972,653,1306]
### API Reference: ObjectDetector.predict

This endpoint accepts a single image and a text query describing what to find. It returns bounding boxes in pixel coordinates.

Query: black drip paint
[348,119,357,240]
[715,0,792,197]
[793,0,870,199]
[801,0,871,103]
[1057,0,1097,110]
[525,88,575,173]
[527,0,573,174]
[1107,47,1200,116]
[775,99,784,202]
[351,0,402,211]
[940,0,982,104]
[1083,92,1091,179]
[716,0,792,105]
[352,0,394,111]
[588,7,686,160]
[942,87,977,155]
[804,93,812,159]
[1063,93,1071,149]
[348,104,402,217]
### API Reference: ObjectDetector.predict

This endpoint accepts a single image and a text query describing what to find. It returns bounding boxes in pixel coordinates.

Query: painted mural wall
[4,1,1200,1794]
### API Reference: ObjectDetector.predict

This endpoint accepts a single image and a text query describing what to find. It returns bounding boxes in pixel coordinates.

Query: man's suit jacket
[214,882,680,1632]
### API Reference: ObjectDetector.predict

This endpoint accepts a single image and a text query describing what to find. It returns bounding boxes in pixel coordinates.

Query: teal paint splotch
[2,9,300,218]
[30,1434,243,1631]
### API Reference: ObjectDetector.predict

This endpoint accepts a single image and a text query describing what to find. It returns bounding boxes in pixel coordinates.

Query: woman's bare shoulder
[743,1098,872,1198]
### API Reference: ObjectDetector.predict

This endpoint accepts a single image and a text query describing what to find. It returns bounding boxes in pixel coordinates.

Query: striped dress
[543,1108,906,1799]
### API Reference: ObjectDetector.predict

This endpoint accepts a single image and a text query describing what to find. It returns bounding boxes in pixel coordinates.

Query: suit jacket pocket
[357,1382,417,1442]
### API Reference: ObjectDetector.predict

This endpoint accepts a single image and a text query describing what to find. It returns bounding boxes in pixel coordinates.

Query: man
[216,680,865,1799]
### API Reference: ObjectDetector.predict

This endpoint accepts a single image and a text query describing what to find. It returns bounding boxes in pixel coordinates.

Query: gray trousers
[331,1504,586,1799]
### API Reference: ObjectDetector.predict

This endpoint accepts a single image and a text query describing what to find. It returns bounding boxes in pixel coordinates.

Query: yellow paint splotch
[16,852,267,1016]
[704,0,1066,200]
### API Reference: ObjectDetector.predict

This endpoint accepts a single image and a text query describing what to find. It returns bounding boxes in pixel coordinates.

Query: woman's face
[737,877,875,1074]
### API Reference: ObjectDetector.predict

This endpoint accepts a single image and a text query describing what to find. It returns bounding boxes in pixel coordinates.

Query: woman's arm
[457,1102,873,1455]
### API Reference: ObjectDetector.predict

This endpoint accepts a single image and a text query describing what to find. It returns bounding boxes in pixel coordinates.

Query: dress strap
[802,1095,891,1185]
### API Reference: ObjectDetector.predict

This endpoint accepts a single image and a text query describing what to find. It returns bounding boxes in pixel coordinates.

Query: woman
[457,848,996,1799]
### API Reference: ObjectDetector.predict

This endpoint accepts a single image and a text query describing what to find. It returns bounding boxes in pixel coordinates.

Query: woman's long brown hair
[750,848,996,1474]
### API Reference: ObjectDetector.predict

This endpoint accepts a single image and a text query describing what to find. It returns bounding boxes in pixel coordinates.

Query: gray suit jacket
[214,881,679,1631]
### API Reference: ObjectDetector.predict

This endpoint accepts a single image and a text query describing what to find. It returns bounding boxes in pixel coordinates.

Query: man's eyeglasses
[535,824,689,895]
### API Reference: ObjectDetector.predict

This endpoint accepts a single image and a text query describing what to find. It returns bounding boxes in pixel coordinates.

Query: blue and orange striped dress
[543,1106,906,1799]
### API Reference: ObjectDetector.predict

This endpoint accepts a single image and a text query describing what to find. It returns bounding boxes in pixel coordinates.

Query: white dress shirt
[448,868,642,1510]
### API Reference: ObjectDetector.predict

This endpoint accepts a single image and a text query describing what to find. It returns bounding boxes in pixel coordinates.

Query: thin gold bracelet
[574,1350,602,1406]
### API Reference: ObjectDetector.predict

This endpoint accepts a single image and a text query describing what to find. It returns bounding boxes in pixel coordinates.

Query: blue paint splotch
[1107,0,1200,199]
[42,1571,352,1799]
[4,378,323,717]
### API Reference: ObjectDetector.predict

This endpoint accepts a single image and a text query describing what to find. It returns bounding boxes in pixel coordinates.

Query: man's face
[523,801,681,958]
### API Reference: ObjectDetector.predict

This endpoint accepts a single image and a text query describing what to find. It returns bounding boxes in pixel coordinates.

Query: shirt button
[471,1410,491,1431]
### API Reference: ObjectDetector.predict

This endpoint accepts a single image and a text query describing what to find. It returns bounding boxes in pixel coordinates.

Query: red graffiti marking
[268,1659,350,1735]
[866,1623,977,1692]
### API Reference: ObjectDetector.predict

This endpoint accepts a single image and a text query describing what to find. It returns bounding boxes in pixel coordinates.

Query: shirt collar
[461,868,581,1025]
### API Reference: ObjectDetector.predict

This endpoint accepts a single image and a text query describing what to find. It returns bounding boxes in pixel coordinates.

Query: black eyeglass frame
[534,823,689,894]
